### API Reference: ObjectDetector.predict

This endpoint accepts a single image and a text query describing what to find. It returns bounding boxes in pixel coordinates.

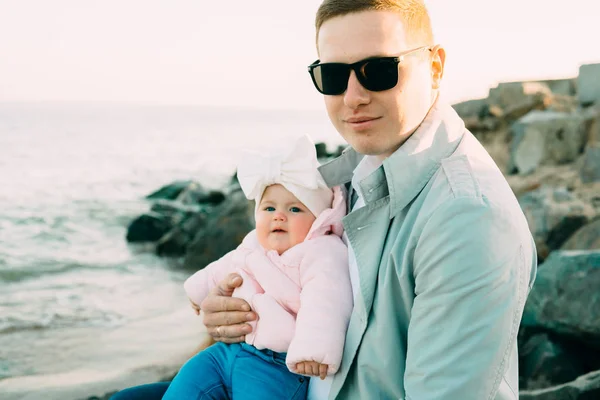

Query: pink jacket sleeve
[183,250,238,306]
[286,236,352,375]
[183,231,259,306]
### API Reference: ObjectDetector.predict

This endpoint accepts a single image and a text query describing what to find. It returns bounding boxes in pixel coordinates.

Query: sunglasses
[308,45,431,95]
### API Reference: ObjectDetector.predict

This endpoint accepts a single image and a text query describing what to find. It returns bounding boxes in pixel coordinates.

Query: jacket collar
[318,101,467,218]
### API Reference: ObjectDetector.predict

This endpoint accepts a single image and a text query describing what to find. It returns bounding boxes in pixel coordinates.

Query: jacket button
[299,377,305,383]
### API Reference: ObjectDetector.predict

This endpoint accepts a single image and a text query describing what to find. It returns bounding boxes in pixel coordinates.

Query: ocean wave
[0,309,126,334]
[0,262,110,283]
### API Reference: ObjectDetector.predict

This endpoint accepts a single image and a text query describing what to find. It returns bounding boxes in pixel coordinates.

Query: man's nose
[344,70,370,109]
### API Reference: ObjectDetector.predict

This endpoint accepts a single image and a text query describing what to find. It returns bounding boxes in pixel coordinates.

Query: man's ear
[430,45,446,90]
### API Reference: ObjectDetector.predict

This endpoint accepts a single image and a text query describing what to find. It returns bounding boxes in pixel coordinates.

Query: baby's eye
[290,207,302,213]
[264,206,276,212]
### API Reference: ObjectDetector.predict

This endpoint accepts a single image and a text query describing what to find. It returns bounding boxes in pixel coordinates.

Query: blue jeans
[110,382,170,400]
[161,342,308,400]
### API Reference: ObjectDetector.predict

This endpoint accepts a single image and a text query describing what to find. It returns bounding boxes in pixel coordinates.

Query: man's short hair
[315,0,434,47]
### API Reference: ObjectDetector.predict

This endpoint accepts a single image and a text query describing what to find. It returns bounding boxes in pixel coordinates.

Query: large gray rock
[519,333,587,390]
[183,188,254,270]
[521,251,600,347]
[519,369,600,400]
[580,144,600,183]
[545,216,590,252]
[518,187,595,260]
[127,200,205,250]
[510,111,588,175]
[126,212,173,243]
[578,63,600,106]
[582,106,599,144]
[545,94,579,113]
[146,180,199,201]
[146,180,225,206]
[488,81,552,110]
[540,78,578,97]
[452,98,487,119]
[156,212,207,257]
[562,218,600,251]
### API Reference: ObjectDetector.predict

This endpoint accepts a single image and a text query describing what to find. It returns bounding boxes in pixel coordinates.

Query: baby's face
[255,184,316,255]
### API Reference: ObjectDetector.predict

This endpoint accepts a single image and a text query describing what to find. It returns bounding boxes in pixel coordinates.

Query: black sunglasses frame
[308,45,432,95]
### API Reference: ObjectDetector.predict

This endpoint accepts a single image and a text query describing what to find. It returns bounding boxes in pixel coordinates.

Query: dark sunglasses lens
[312,64,350,95]
[360,59,399,91]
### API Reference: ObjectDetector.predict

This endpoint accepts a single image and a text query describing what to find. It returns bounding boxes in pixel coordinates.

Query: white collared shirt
[307,155,383,400]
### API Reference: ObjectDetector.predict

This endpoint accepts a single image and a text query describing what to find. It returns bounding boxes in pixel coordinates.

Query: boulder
[578,63,600,106]
[150,200,201,220]
[519,333,587,390]
[502,94,546,122]
[452,98,487,119]
[126,213,173,243]
[178,189,226,206]
[561,219,600,251]
[145,180,224,206]
[488,81,552,111]
[545,216,589,252]
[540,78,577,97]
[510,111,587,175]
[183,188,254,270]
[544,94,579,114]
[521,251,600,348]
[580,144,600,184]
[518,187,595,260]
[315,142,329,159]
[146,180,199,201]
[156,213,207,257]
[582,106,599,144]
[519,369,600,400]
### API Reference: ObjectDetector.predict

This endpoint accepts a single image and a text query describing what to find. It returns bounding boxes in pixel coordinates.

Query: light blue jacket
[318,102,537,400]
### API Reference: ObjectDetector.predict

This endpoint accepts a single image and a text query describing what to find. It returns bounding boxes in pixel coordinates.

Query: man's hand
[296,361,328,380]
[200,273,257,344]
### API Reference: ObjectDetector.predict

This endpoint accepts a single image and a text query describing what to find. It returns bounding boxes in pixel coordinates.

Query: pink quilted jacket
[184,186,352,375]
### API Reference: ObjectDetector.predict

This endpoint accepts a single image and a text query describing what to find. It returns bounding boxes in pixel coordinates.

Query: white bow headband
[237,135,333,217]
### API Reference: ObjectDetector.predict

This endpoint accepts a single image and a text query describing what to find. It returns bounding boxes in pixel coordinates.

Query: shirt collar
[319,100,467,218]
[351,156,383,201]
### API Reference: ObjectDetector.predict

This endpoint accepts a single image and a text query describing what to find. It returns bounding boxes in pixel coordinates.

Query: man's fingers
[319,364,328,380]
[207,322,252,339]
[296,362,305,375]
[202,310,256,328]
[200,294,251,314]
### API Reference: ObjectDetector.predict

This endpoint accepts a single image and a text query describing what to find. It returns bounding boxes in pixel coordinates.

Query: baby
[162,134,353,400]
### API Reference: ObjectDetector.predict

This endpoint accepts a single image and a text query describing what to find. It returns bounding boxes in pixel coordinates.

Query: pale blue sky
[0,0,598,109]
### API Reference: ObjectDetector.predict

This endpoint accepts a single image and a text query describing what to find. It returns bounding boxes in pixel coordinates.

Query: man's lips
[344,116,382,130]
[344,116,381,124]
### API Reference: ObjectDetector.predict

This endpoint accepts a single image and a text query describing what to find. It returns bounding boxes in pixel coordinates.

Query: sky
[0,0,598,109]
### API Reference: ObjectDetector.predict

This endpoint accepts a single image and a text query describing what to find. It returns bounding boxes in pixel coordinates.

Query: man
[113,1,537,399]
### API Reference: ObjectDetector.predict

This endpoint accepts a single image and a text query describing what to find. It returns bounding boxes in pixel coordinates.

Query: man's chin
[349,140,387,158]
[345,136,402,159]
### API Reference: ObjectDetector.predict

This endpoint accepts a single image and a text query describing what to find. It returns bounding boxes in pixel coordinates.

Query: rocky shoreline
[122,64,600,399]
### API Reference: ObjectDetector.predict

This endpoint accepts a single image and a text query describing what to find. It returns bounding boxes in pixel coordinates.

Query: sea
[0,101,343,399]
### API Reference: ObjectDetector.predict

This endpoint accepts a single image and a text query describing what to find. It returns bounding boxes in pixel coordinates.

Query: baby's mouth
[272,228,286,233]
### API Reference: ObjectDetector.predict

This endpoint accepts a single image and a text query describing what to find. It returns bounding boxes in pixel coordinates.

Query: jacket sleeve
[183,249,239,306]
[405,196,534,400]
[286,237,352,375]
